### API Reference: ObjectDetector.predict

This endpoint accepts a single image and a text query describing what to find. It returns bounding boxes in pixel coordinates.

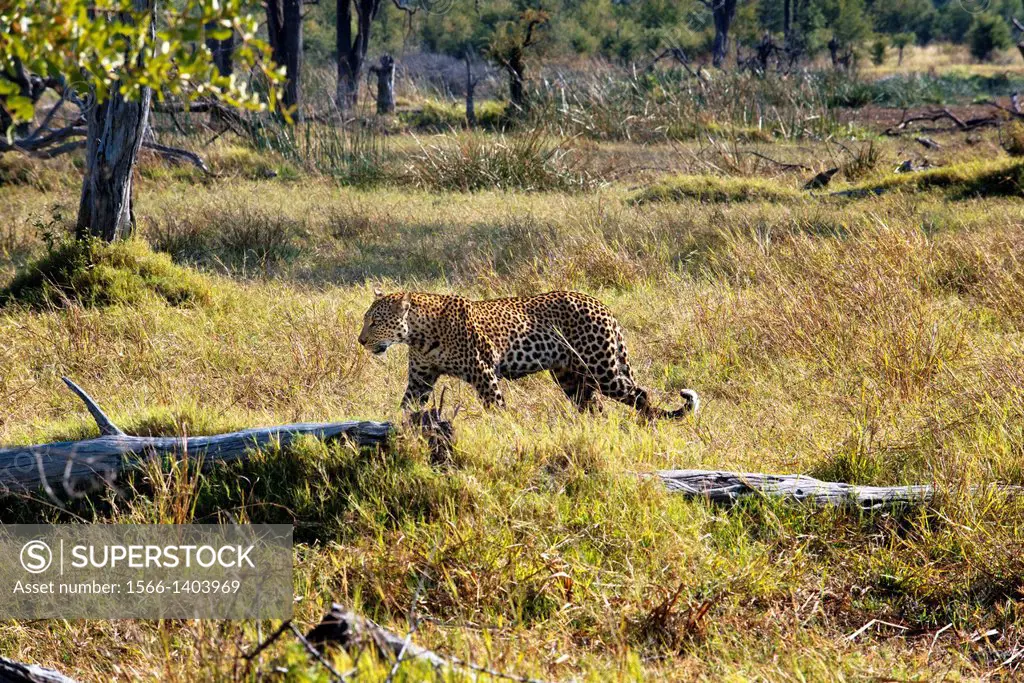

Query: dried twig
[244,620,294,661]
[290,622,349,681]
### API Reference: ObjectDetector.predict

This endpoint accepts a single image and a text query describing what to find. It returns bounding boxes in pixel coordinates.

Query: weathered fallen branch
[884,108,1002,136]
[142,142,211,174]
[0,657,79,683]
[3,381,1015,511]
[306,603,549,683]
[657,470,1021,509]
[0,378,397,495]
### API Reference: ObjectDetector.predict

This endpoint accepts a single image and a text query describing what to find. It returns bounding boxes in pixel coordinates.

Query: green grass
[843,158,1024,199]
[1,123,1023,681]
[1,237,213,309]
[409,131,595,193]
[632,174,804,204]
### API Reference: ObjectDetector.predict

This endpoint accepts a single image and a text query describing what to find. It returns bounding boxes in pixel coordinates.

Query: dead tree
[0,379,412,495]
[369,54,396,114]
[336,0,421,113]
[645,47,707,82]
[489,10,548,115]
[4,380,1016,512]
[464,52,478,128]
[701,0,739,68]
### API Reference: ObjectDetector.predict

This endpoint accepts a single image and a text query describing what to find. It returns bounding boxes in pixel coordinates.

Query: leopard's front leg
[468,360,505,408]
[401,355,440,409]
[463,335,505,408]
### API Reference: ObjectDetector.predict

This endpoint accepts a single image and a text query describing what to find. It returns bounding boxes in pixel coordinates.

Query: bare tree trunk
[710,0,738,68]
[370,54,395,114]
[266,0,302,118]
[205,27,234,76]
[508,52,527,113]
[336,0,376,113]
[336,0,355,111]
[464,53,477,128]
[283,0,302,118]
[75,0,154,242]
[828,37,840,68]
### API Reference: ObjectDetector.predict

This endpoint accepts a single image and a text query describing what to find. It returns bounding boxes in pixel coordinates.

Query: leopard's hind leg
[551,366,600,412]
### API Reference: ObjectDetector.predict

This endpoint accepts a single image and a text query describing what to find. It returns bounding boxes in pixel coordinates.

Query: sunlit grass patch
[0,237,213,310]
[632,175,804,204]
[843,158,1024,199]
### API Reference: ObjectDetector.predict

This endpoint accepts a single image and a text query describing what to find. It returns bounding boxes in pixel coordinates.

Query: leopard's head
[358,289,411,356]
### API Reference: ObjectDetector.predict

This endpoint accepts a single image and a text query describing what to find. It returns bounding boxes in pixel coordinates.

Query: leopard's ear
[400,291,411,310]
[373,287,384,299]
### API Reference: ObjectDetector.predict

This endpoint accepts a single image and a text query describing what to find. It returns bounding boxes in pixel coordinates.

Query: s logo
[20,540,52,574]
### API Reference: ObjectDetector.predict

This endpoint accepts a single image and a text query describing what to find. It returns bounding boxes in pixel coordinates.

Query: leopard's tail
[654,389,700,419]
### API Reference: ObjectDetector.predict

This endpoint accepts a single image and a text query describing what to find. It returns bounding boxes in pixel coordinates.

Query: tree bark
[336,0,356,111]
[74,0,154,242]
[371,54,395,114]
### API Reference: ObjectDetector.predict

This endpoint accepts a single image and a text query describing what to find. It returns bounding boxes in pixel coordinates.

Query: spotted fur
[358,289,699,418]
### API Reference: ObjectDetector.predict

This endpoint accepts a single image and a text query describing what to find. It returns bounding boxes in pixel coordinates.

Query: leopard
[358,289,699,419]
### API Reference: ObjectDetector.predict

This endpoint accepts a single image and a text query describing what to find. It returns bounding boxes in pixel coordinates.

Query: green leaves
[0,0,283,126]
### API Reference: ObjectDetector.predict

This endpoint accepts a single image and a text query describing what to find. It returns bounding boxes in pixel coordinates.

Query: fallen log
[306,603,447,669]
[2,381,1015,511]
[656,470,1020,509]
[0,657,78,683]
[305,603,549,683]
[0,378,396,495]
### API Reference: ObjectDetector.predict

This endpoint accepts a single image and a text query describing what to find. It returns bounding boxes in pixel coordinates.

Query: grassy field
[1,66,1024,681]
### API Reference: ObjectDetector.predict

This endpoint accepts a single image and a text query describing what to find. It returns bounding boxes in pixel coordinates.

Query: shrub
[870,38,887,66]
[967,13,1012,62]
[476,100,509,130]
[399,100,465,131]
[841,140,881,180]
[1001,120,1024,157]
[891,32,914,65]
[146,204,303,272]
[408,131,594,192]
[1,238,213,309]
